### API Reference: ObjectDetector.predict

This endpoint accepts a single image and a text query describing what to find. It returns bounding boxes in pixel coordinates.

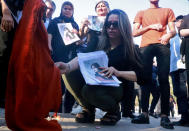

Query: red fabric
[5,0,62,130]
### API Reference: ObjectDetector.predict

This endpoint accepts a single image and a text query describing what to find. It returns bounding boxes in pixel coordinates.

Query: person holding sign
[55,9,145,126]
[64,1,111,115]
[77,0,110,52]
[47,1,79,114]
[48,1,79,62]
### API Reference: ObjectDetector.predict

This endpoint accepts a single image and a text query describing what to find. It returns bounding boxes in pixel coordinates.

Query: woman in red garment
[4,0,62,130]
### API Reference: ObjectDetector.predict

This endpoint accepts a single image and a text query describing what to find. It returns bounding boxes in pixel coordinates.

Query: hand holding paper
[78,51,121,87]
[58,23,80,45]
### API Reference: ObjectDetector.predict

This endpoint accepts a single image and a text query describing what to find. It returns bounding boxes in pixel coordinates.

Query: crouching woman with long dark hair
[55,9,145,125]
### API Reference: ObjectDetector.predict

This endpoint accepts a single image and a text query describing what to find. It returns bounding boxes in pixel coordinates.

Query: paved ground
[1,108,189,131]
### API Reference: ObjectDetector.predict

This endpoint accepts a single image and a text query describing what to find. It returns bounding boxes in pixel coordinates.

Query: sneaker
[160,116,174,129]
[95,108,105,118]
[131,113,149,124]
[172,118,189,127]
[71,104,82,115]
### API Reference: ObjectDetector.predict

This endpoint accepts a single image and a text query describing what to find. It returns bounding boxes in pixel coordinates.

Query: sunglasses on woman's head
[105,21,119,28]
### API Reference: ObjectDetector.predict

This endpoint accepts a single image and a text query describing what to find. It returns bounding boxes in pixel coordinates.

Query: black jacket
[4,0,25,16]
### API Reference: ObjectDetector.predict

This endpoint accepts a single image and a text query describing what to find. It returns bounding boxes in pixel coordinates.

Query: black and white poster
[58,23,80,45]
[78,51,121,87]
[88,15,106,32]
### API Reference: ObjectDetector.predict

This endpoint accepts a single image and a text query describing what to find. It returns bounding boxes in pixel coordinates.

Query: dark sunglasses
[105,21,119,28]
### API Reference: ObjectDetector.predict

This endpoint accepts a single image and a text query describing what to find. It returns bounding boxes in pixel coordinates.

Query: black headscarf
[55,1,79,31]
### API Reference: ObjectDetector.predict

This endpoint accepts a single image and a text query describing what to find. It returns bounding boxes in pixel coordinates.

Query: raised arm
[79,18,90,38]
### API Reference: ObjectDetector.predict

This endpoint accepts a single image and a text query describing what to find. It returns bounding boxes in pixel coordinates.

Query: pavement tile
[1,108,189,131]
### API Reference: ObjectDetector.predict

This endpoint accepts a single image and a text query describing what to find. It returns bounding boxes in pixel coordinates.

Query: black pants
[142,66,160,114]
[170,69,188,115]
[140,44,170,116]
[121,82,134,114]
[169,106,175,117]
[0,25,16,108]
[141,82,160,114]
[149,67,160,113]
[65,70,123,113]
[185,41,189,99]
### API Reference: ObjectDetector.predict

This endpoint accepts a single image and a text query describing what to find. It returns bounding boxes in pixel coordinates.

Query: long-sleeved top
[47,15,79,62]
[85,38,145,86]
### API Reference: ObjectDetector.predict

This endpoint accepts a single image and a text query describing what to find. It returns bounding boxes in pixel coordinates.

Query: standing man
[44,0,56,29]
[131,0,176,129]
[180,14,189,100]
[170,15,189,126]
[0,0,24,108]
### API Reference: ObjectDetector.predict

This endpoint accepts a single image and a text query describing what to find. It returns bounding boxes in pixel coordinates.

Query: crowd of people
[0,0,189,130]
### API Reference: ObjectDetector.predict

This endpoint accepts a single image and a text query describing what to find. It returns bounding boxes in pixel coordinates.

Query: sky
[52,0,189,23]
[51,0,189,44]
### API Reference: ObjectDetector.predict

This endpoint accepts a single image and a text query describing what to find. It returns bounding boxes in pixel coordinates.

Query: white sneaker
[71,104,82,115]
[95,108,105,118]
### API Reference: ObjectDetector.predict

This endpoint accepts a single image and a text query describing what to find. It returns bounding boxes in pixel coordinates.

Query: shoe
[131,113,149,124]
[122,112,136,118]
[71,104,82,115]
[75,108,95,123]
[172,119,189,127]
[95,108,105,118]
[100,111,121,125]
[160,116,174,129]
[149,112,159,119]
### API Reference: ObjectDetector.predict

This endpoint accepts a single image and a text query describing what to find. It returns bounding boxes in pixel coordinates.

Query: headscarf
[95,0,110,11]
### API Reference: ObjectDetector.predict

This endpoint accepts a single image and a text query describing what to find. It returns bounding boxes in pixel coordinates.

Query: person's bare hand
[71,29,79,34]
[1,13,14,32]
[100,66,119,77]
[55,62,69,74]
[149,23,163,31]
[159,33,170,45]
[75,39,85,45]
[81,19,90,29]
